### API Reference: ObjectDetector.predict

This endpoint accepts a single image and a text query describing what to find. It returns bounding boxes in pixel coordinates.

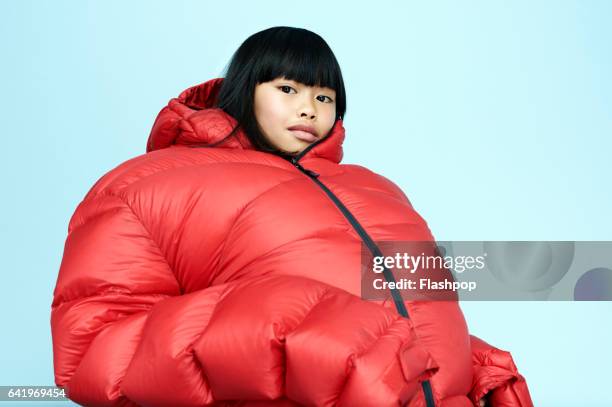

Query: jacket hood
[146,78,346,163]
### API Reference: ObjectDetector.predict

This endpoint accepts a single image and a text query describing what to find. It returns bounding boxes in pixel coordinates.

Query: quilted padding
[51,78,533,406]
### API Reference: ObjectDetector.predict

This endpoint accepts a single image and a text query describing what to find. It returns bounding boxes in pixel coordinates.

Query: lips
[288,125,318,142]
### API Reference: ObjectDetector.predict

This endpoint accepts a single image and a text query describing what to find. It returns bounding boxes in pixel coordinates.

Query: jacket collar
[146,78,345,163]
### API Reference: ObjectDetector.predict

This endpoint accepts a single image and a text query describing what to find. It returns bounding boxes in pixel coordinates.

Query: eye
[317,95,334,103]
[278,85,296,94]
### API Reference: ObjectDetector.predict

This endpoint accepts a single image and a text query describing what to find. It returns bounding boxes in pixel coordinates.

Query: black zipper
[290,155,408,318]
[289,154,436,407]
[422,380,436,407]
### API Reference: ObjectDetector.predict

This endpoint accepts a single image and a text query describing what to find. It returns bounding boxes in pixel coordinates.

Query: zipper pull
[291,158,320,178]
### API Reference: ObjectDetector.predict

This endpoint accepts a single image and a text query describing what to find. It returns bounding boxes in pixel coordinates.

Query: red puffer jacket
[51,78,533,407]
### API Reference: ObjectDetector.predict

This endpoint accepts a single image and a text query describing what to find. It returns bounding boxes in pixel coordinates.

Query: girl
[51,26,532,406]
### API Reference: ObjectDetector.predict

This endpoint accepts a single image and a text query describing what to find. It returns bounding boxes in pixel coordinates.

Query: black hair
[215,26,346,158]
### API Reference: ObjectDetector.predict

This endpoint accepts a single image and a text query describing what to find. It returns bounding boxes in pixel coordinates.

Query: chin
[287,140,309,150]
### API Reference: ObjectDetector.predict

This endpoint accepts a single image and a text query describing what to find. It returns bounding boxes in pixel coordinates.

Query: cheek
[255,94,287,133]
[319,106,337,133]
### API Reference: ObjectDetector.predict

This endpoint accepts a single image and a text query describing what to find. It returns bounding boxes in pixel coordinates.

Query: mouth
[288,125,318,142]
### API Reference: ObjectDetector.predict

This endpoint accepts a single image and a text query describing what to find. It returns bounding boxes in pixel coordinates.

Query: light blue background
[1,1,611,406]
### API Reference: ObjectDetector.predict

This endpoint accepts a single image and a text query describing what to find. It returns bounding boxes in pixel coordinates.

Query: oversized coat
[51,78,533,407]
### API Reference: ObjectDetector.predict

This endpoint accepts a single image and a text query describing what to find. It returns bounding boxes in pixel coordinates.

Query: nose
[298,95,316,120]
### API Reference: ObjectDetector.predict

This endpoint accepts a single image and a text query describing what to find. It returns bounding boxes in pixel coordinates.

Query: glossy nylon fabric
[51,78,533,406]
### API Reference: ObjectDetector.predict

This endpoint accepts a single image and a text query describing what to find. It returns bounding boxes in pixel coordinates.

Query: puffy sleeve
[51,192,439,406]
[469,335,534,407]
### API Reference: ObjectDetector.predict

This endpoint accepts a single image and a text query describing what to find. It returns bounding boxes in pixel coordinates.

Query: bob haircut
[215,26,346,158]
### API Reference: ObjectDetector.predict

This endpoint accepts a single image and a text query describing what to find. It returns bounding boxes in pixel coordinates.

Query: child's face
[254,77,337,155]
